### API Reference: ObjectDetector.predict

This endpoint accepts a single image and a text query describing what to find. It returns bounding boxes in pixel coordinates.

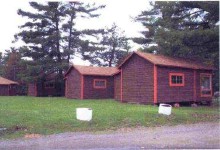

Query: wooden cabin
[115,51,214,104]
[28,73,65,97]
[0,76,18,96]
[64,65,119,99]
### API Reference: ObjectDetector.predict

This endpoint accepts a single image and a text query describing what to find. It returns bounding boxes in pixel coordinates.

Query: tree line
[0,1,219,92]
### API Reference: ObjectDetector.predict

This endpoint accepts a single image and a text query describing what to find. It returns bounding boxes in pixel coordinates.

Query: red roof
[65,65,120,76]
[0,76,18,85]
[119,51,214,70]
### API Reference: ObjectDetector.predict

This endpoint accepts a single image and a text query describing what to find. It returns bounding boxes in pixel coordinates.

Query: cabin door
[200,74,212,97]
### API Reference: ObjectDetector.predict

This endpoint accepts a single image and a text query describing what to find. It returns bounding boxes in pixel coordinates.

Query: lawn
[0,96,219,139]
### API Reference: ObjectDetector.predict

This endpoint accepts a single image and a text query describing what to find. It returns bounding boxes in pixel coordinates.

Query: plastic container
[76,108,92,121]
[158,103,172,115]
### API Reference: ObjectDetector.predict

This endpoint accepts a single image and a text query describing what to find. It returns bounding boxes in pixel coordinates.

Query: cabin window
[169,73,184,86]
[200,74,212,97]
[44,82,55,89]
[93,79,106,89]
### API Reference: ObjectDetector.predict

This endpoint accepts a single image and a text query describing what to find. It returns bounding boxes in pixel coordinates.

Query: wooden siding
[44,87,56,96]
[157,66,212,103]
[0,85,9,96]
[157,66,194,103]
[114,73,121,101]
[8,85,17,96]
[121,54,154,104]
[29,82,64,97]
[83,76,114,99]
[65,68,81,99]
[37,83,44,97]
[118,53,213,104]
[0,85,17,96]
[28,83,37,96]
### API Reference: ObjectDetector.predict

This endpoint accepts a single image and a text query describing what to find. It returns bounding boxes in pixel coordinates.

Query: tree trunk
[109,46,116,67]
[55,13,62,78]
[67,16,74,64]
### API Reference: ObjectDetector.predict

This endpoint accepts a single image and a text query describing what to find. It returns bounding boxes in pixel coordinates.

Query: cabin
[28,73,65,97]
[64,65,119,99]
[0,76,18,96]
[64,51,214,104]
[115,51,214,104]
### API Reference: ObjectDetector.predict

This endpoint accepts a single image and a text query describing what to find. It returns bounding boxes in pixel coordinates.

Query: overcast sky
[0,0,150,64]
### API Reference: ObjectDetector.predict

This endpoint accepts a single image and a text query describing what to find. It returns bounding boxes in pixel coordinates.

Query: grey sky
[0,0,150,64]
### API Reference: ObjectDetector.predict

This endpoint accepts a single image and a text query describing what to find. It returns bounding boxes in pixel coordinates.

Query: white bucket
[76,108,92,121]
[158,104,172,115]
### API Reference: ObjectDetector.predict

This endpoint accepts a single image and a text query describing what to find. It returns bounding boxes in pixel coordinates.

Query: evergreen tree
[0,52,3,76]
[3,50,22,81]
[134,1,219,90]
[82,24,130,67]
[62,2,105,64]
[2,49,28,95]
[15,2,65,81]
[15,2,105,82]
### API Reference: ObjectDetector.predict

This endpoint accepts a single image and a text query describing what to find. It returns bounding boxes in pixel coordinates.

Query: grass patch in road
[0,96,219,139]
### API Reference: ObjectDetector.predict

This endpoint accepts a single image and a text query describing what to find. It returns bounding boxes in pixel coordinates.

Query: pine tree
[81,24,130,67]
[3,50,22,81]
[62,2,105,64]
[134,1,219,56]
[0,52,4,76]
[15,2,65,81]
[15,2,105,82]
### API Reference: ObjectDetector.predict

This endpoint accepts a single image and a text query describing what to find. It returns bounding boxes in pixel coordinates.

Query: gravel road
[0,122,219,150]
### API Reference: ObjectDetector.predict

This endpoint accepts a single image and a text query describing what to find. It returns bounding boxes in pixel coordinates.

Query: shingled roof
[119,51,214,70]
[0,76,18,85]
[65,65,120,76]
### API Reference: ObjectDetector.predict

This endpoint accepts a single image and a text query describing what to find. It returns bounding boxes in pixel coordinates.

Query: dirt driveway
[0,122,219,150]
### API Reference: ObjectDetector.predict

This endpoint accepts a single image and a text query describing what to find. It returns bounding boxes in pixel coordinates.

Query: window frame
[200,73,212,97]
[169,73,185,87]
[93,79,107,89]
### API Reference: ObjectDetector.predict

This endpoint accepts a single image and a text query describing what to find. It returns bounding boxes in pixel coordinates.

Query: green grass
[0,96,219,139]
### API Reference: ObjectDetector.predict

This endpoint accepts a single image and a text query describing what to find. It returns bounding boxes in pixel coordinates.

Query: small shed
[115,51,214,104]
[28,73,65,97]
[64,65,119,99]
[0,76,18,96]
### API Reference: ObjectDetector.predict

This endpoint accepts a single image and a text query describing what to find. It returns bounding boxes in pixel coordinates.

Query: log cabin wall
[83,75,114,99]
[121,54,154,104]
[65,68,81,99]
